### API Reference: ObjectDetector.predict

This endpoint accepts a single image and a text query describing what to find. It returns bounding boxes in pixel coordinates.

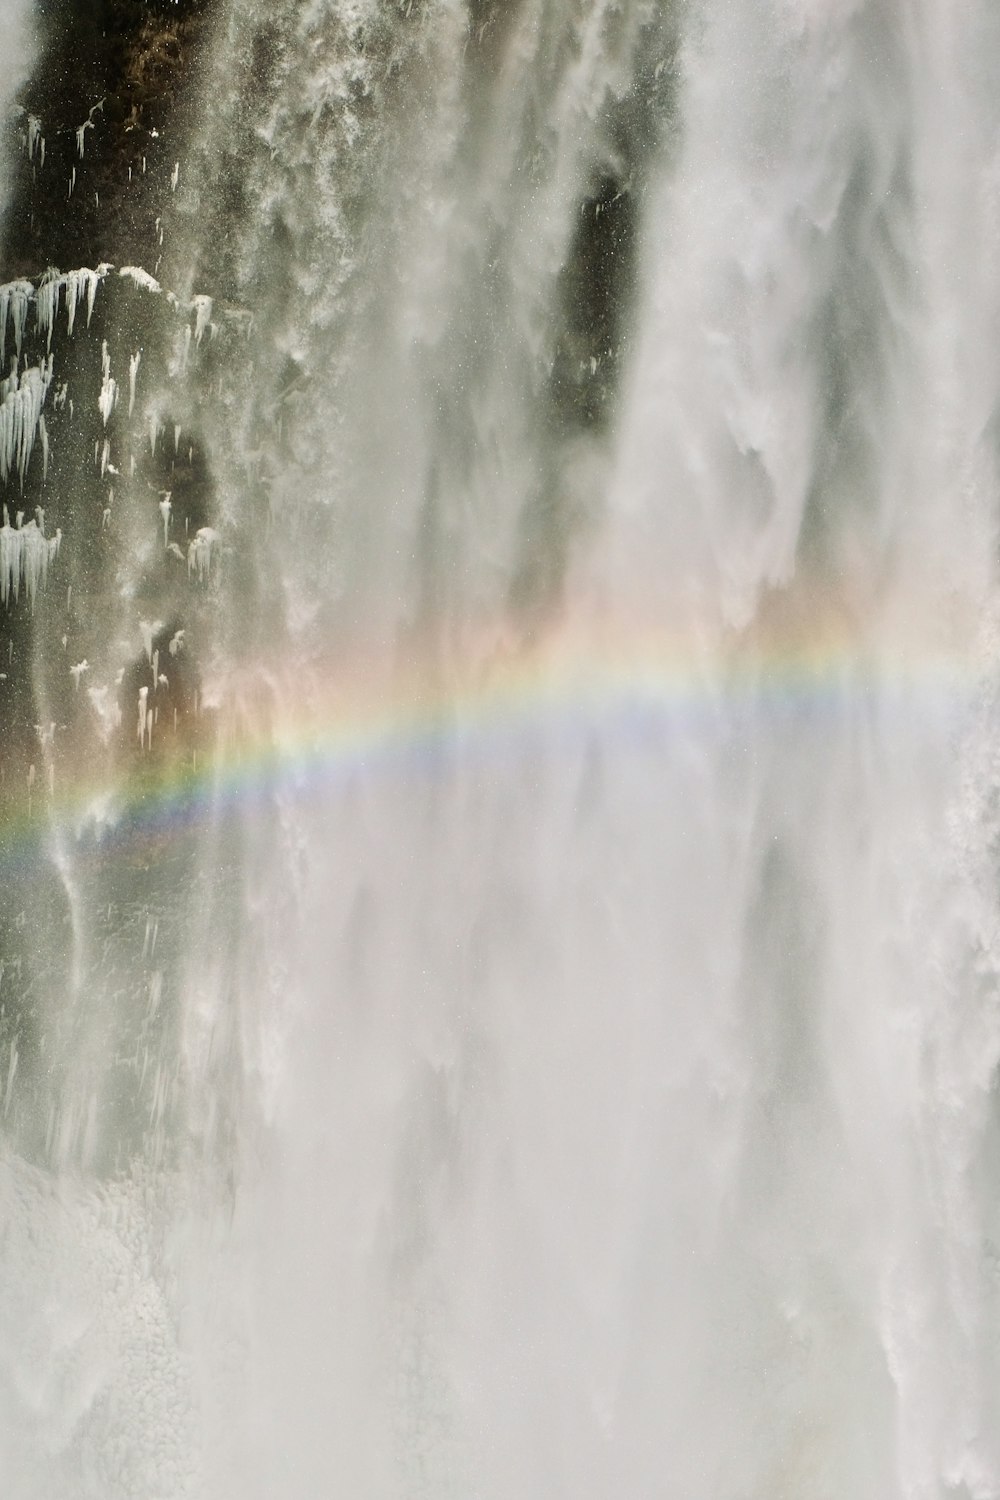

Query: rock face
[4,0,215,273]
[0,0,225,1168]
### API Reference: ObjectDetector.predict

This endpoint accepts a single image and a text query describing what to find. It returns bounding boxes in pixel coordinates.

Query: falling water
[3,0,1000,1495]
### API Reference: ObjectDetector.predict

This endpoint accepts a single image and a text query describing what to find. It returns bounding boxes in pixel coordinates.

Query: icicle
[68,168,76,199]
[87,268,106,326]
[100,439,110,476]
[149,411,161,456]
[187,527,220,583]
[159,493,171,545]
[39,415,48,482]
[137,685,149,747]
[152,649,159,688]
[99,342,117,426]
[75,120,93,159]
[64,267,104,336]
[0,518,57,609]
[192,295,213,345]
[170,162,180,192]
[69,660,88,689]
[39,138,45,169]
[0,280,33,367]
[129,350,141,416]
[174,424,181,454]
[0,364,52,490]
[35,271,63,351]
[64,270,79,334]
[139,620,162,662]
[168,629,185,656]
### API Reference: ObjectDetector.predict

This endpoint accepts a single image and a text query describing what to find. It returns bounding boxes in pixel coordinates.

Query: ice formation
[0,281,33,367]
[119,266,161,296]
[64,267,105,335]
[0,269,106,367]
[192,295,213,345]
[137,685,149,748]
[0,510,60,609]
[87,683,123,740]
[98,342,117,426]
[25,114,41,161]
[139,620,162,662]
[0,361,52,488]
[187,527,219,583]
[35,271,61,349]
[128,351,141,416]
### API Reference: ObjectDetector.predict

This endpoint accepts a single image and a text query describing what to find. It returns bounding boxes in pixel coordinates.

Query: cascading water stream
[3,0,1000,1496]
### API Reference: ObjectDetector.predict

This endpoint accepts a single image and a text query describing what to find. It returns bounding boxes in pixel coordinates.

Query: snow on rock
[119,266,161,296]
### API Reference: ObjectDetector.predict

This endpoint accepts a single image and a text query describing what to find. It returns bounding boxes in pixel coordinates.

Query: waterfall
[3,0,1000,1495]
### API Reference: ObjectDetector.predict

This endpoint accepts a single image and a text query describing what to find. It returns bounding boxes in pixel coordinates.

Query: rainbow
[0,593,990,877]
